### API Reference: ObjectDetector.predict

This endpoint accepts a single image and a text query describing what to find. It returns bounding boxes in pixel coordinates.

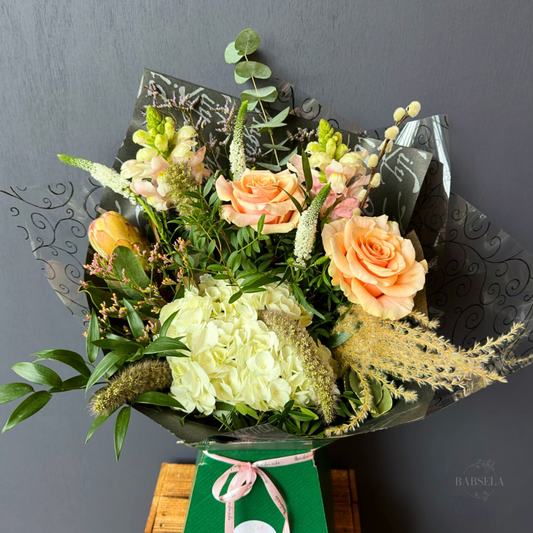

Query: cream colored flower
[160,275,319,413]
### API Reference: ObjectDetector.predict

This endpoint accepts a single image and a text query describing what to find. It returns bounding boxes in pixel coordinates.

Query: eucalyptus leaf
[240,86,278,104]
[279,147,299,166]
[234,70,248,84]
[11,362,62,388]
[250,106,290,129]
[0,383,34,405]
[235,61,272,81]
[2,391,52,433]
[234,28,260,55]
[224,41,243,63]
[114,406,131,461]
[257,162,281,172]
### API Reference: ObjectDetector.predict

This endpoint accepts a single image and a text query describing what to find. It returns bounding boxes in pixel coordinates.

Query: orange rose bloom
[216,169,304,234]
[322,214,427,320]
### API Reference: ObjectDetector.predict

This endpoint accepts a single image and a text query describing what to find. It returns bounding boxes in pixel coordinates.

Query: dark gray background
[1,1,532,532]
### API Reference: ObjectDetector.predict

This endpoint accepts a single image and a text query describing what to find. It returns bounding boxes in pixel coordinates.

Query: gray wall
[1,1,532,532]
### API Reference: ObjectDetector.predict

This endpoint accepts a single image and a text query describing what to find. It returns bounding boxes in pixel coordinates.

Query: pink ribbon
[204,450,315,533]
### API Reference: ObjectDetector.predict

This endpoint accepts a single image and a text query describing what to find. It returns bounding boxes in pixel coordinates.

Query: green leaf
[33,349,91,378]
[235,69,248,84]
[134,391,184,409]
[291,283,325,319]
[301,151,314,194]
[234,28,260,55]
[85,407,117,443]
[114,406,131,461]
[160,311,179,337]
[124,300,145,340]
[143,337,190,355]
[59,375,88,391]
[92,337,140,353]
[371,387,393,418]
[250,106,290,129]
[276,185,303,214]
[257,162,281,172]
[113,246,150,289]
[86,309,100,364]
[263,143,290,152]
[326,329,356,349]
[240,86,278,104]
[257,214,266,234]
[279,147,298,166]
[2,391,52,433]
[11,362,62,388]
[224,41,243,63]
[235,61,272,82]
[228,291,243,304]
[0,383,34,405]
[86,352,131,391]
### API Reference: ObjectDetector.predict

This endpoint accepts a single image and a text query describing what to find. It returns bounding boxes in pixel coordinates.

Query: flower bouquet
[2,28,533,533]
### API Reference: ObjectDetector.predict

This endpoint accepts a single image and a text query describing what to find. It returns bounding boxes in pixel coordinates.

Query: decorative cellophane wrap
[3,69,533,452]
[5,69,533,533]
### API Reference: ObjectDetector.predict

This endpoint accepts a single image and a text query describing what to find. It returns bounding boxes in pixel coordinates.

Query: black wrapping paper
[3,70,532,448]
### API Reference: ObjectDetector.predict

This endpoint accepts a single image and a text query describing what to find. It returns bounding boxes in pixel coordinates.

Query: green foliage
[86,351,131,391]
[234,28,260,55]
[33,349,91,378]
[86,408,117,443]
[114,406,131,460]
[2,391,52,433]
[86,309,100,364]
[235,61,272,82]
[240,86,278,104]
[0,383,34,405]
[224,41,243,63]
[135,391,183,409]
[11,362,62,388]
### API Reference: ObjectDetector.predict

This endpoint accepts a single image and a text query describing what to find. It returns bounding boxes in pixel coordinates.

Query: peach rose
[322,214,427,320]
[215,168,305,234]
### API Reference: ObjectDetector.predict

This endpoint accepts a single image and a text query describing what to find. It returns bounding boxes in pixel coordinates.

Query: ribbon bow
[204,450,315,533]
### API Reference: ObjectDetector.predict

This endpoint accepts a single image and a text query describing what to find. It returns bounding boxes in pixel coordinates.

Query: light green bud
[146,106,163,129]
[335,143,348,160]
[164,120,175,141]
[132,130,150,146]
[305,141,322,154]
[318,119,334,147]
[326,138,337,158]
[154,134,168,153]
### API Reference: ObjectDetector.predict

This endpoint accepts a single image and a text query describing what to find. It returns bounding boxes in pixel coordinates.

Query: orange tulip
[88,211,150,260]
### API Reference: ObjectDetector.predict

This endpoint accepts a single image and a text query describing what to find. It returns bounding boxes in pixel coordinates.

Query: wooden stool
[145,463,362,533]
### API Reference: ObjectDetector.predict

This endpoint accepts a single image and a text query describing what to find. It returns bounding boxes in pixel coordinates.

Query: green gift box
[184,448,333,533]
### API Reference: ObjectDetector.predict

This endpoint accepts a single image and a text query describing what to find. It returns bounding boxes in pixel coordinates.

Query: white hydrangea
[159,275,318,415]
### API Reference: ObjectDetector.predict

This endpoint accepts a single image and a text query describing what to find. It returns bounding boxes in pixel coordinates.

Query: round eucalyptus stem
[244,54,280,166]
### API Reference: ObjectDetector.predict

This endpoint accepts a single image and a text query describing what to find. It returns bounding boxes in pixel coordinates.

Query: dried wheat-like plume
[261,309,339,423]
[326,306,524,436]
[89,359,173,416]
